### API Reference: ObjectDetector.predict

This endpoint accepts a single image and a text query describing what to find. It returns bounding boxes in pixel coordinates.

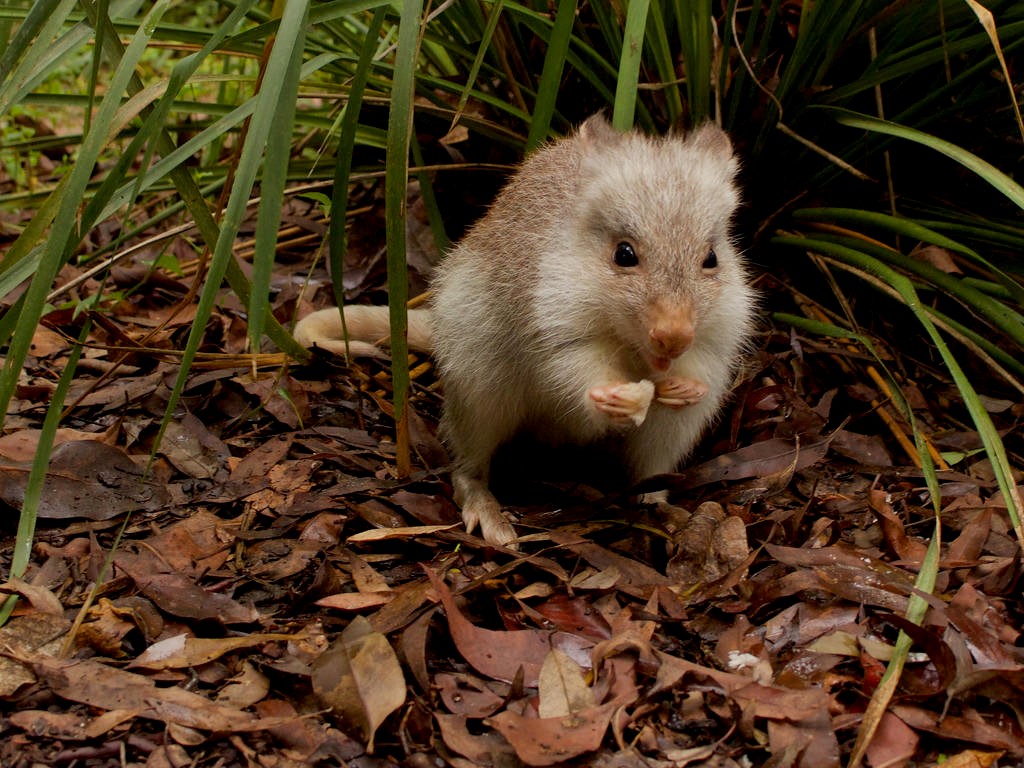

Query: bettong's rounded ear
[687,123,734,161]
[577,112,621,147]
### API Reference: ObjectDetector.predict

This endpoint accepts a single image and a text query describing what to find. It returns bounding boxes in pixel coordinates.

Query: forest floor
[1,189,1022,768]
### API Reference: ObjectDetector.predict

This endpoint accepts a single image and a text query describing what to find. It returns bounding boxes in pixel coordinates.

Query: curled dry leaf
[311,615,406,752]
[0,577,64,616]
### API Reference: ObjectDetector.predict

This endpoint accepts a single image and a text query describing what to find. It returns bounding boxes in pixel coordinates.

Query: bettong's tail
[293,305,433,358]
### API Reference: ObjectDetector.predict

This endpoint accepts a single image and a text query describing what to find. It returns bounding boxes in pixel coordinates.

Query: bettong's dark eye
[613,241,639,268]
[702,248,718,270]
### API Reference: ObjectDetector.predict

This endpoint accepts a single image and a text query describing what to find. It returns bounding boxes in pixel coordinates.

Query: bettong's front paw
[654,376,708,408]
[588,379,656,426]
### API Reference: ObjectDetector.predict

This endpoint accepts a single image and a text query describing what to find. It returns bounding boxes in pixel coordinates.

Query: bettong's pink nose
[647,298,695,366]
[649,323,694,360]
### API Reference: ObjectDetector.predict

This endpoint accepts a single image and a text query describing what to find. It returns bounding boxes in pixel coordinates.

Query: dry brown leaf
[247,540,325,580]
[537,649,595,718]
[253,698,346,759]
[28,324,68,357]
[130,632,306,670]
[0,577,63,616]
[347,523,458,542]
[530,594,611,641]
[436,712,516,765]
[436,672,506,718]
[143,509,237,576]
[311,614,406,752]
[228,433,294,483]
[28,656,301,732]
[909,243,961,273]
[77,598,139,657]
[489,702,618,766]
[0,427,112,462]
[216,661,270,709]
[671,435,832,490]
[236,372,310,428]
[8,709,93,741]
[0,440,168,520]
[932,749,1004,768]
[892,704,1024,755]
[68,371,164,408]
[160,413,229,479]
[868,488,928,562]
[347,548,392,593]
[864,711,919,768]
[116,561,260,625]
[0,612,70,697]
[317,592,393,611]
[546,533,671,587]
[426,567,558,687]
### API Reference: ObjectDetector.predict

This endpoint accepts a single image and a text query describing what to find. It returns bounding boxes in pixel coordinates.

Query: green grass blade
[154,0,312,450]
[0,323,88,627]
[0,0,99,116]
[0,0,75,89]
[249,14,305,351]
[386,0,424,476]
[83,1,260,232]
[0,0,170,426]
[327,5,387,318]
[775,234,1024,547]
[612,0,650,131]
[676,0,712,123]
[525,0,578,151]
[831,108,1024,210]
[450,0,505,127]
[411,134,450,255]
[790,235,1024,344]
[643,0,683,126]
[785,232,1024,353]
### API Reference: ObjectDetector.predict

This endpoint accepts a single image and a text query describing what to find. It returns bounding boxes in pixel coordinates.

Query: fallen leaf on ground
[311,614,406,752]
[0,440,168,520]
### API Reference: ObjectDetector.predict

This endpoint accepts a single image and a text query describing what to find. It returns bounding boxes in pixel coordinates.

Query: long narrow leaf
[0,0,170,426]
[154,0,312,452]
[775,234,1024,548]
[525,0,577,151]
[831,108,1024,210]
[793,206,1024,305]
[249,13,305,350]
[612,0,649,131]
[327,5,388,325]
[386,0,424,476]
[0,323,87,627]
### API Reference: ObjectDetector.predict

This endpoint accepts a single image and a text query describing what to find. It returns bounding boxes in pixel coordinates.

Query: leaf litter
[1,194,1023,768]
